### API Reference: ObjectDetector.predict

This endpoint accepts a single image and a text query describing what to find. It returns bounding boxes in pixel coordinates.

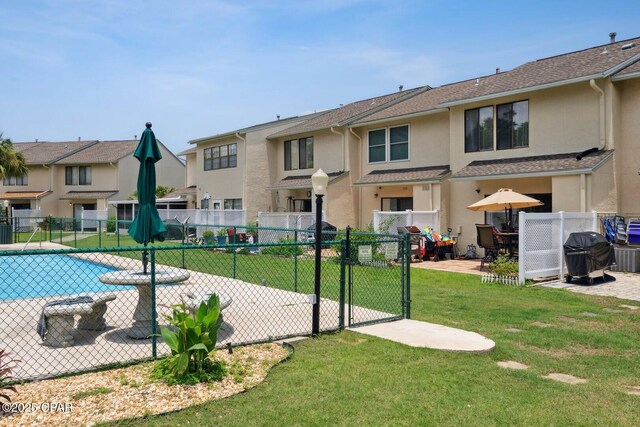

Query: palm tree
[0,133,28,180]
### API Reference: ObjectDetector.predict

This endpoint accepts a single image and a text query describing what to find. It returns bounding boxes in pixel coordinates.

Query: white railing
[80,209,108,232]
[257,212,324,243]
[518,211,598,284]
[373,210,440,234]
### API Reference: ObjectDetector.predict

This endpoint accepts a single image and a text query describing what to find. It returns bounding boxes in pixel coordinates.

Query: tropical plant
[154,294,225,384]
[0,349,19,404]
[217,228,228,237]
[155,185,175,199]
[0,133,28,181]
[202,231,215,239]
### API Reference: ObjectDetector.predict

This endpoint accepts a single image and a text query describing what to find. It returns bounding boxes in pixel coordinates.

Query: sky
[1,0,640,154]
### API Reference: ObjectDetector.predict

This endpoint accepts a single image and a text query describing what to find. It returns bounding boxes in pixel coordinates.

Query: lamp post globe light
[311,168,329,336]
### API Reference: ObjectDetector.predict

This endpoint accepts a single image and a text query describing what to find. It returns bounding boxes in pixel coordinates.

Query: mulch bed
[1,343,290,426]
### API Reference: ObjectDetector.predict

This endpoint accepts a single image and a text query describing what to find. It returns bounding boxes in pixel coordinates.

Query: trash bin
[563,231,615,284]
[0,223,12,244]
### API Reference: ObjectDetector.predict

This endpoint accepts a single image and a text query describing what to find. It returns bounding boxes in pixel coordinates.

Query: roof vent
[277,115,280,120]
[399,85,403,92]
[622,42,636,50]
[609,32,617,43]
[78,137,81,141]
[475,78,480,86]
[495,67,500,74]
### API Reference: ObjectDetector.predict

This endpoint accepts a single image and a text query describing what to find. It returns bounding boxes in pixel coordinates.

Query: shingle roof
[441,37,640,105]
[55,140,138,164]
[353,166,450,186]
[15,141,99,165]
[451,150,613,180]
[161,186,197,199]
[0,191,50,200]
[267,171,346,190]
[268,88,428,139]
[614,56,640,78]
[352,82,473,124]
[177,146,197,156]
[59,191,118,200]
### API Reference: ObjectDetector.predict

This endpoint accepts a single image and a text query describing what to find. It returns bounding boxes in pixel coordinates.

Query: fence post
[99,219,102,248]
[117,220,120,249]
[404,233,411,319]
[151,248,157,359]
[294,230,298,292]
[559,211,565,280]
[339,227,349,329]
[73,218,77,247]
[59,218,63,243]
[181,222,186,269]
[232,226,237,279]
[373,210,379,232]
[518,211,525,285]
[406,209,413,227]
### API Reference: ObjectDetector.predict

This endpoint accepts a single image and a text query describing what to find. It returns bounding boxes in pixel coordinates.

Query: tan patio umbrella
[467,188,543,231]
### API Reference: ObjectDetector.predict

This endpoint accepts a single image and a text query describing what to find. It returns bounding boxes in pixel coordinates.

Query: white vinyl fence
[373,210,440,234]
[157,209,247,228]
[257,212,324,243]
[518,211,598,284]
[80,209,108,232]
[11,208,41,231]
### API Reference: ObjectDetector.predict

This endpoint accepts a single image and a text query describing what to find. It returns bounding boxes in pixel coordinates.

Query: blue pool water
[0,254,120,300]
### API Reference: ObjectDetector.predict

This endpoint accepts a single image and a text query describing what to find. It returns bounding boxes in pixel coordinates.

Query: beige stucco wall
[0,165,53,212]
[588,159,617,213]
[356,112,450,175]
[449,81,601,173]
[617,78,640,216]
[326,174,355,228]
[351,112,450,230]
[273,129,344,181]
[184,152,197,188]
[450,177,552,249]
[195,135,244,211]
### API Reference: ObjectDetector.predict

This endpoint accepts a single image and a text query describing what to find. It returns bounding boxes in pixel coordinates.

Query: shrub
[202,231,214,239]
[0,349,19,404]
[261,237,303,257]
[154,294,226,385]
[37,215,52,231]
[106,216,116,233]
[488,256,519,278]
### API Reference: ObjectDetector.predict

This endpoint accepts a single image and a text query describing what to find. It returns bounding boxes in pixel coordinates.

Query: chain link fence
[1,223,410,380]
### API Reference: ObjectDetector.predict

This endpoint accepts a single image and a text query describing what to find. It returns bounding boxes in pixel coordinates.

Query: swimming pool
[0,254,120,300]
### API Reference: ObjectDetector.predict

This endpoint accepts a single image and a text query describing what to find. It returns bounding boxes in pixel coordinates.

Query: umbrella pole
[142,246,148,275]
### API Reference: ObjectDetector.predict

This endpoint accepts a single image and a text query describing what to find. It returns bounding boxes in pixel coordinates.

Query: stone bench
[183,291,232,325]
[41,294,117,348]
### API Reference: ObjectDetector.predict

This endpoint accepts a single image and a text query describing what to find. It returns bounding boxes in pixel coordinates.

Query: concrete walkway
[349,319,495,352]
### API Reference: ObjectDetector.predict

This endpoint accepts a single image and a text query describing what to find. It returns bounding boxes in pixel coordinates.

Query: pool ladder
[23,226,41,250]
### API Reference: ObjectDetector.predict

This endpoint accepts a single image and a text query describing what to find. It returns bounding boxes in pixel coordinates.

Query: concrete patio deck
[0,247,395,380]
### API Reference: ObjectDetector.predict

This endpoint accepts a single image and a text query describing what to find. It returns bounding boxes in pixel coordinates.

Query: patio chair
[476,224,502,270]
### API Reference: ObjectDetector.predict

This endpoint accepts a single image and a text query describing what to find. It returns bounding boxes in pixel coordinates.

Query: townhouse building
[0,139,184,219]
[180,34,640,248]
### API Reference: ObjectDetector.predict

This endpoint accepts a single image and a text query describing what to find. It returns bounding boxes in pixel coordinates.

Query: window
[65,166,91,185]
[224,199,242,210]
[368,125,409,163]
[497,101,529,150]
[284,137,313,170]
[381,197,413,211]
[3,173,28,186]
[204,143,237,171]
[465,106,493,152]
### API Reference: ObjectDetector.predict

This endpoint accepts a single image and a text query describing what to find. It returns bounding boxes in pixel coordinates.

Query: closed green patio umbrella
[128,122,167,273]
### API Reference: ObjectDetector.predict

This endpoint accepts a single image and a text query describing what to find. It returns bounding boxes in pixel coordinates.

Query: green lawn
[106,268,640,426]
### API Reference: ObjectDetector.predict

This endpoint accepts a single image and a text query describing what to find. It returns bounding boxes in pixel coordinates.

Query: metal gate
[342,228,410,328]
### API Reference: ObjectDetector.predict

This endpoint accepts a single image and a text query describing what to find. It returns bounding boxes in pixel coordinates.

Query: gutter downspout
[235,132,247,211]
[41,164,51,212]
[580,173,587,212]
[349,128,363,228]
[109,162,119,200]
[589,79,606,150]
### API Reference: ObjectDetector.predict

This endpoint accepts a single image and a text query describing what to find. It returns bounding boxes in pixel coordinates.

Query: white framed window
[367,125,410,163]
